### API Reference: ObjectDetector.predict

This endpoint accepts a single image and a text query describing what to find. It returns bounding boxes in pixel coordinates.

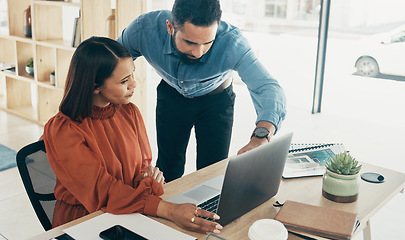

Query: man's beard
[172,35,201,65]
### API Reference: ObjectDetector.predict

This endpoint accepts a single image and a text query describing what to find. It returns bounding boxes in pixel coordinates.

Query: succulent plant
[325,151,362,175]
[26,57,34,68]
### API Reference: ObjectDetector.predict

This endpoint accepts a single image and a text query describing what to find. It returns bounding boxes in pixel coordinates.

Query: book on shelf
[0,62,16,74]
[0,62,15,71]
[283,143,345,179]
[71,13,81,47]
[275,200,359,240]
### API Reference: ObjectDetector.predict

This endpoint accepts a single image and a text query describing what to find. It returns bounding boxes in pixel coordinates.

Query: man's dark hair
[60,36,131,121]
[172,0,222,29]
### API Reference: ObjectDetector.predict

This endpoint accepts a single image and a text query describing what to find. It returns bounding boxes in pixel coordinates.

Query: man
[117,0,286,182]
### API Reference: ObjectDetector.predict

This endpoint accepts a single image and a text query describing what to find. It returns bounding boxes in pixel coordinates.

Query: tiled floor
[0,79,404,239]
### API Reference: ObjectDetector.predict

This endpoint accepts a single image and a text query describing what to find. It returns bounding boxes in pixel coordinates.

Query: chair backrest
[16,140,56,231]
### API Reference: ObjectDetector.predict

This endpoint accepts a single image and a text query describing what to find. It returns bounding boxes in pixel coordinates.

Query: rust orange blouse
[43,103,163,227]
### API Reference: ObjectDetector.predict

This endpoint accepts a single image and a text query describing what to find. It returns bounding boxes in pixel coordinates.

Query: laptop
[167,132,293,226]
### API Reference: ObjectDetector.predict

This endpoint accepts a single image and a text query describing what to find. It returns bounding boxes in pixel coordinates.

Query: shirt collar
[163,33,174,55]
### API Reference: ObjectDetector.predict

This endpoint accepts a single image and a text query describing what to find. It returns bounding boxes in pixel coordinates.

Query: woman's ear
[166,20,174,35]
[93,88,100,95]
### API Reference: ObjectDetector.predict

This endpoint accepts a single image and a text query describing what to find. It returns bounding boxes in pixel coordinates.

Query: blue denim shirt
[117,10,286,130]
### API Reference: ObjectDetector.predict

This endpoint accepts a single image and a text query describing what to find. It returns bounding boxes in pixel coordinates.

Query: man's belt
[208,78,232,95]
[185,78,232,99]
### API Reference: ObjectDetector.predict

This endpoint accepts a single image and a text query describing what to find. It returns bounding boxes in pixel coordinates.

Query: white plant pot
[25,66,34,76]
[50,74,55,86]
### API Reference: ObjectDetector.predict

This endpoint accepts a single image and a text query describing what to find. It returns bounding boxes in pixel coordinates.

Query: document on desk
[63,212,196,240]
[283,143,345,178]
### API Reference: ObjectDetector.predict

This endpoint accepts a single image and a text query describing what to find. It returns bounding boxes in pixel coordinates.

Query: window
[264,0,287,18]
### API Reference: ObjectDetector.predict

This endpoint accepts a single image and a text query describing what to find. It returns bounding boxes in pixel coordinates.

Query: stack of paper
[64,213,196,240]
[283,143,346,178]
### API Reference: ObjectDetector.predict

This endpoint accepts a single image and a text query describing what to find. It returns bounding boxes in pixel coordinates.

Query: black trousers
[155,80,235,182]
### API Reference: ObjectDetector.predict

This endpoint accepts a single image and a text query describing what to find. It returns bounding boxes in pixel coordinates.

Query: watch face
[254,127,269,138]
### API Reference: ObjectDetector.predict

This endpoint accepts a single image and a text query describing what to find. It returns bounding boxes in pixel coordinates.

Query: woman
[43,37,223,234]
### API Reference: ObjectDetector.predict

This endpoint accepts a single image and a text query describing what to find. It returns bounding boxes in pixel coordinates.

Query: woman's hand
[157,201,223,234]
[140,166,165,185]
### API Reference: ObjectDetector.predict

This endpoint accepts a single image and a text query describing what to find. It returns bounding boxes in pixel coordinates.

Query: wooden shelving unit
[0,0,147,125]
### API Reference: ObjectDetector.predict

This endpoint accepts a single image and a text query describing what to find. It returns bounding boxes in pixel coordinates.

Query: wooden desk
[29,160,405,240]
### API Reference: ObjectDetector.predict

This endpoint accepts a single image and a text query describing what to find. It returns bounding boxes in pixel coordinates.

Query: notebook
[166,132,293,226]
[283,143,345,179]
[274,200,358,240]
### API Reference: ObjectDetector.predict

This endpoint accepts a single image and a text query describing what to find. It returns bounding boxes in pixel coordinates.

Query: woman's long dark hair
[60,36,131,121]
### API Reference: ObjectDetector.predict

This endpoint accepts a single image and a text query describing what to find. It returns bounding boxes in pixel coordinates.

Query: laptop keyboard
[197,194,220,220]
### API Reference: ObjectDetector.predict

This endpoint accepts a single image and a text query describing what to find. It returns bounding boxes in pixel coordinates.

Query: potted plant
[322,151,362,203]
[25,57,34,76]
[50,70,55,86]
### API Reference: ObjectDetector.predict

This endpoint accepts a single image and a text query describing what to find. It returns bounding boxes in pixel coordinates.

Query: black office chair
[16,140,56,231]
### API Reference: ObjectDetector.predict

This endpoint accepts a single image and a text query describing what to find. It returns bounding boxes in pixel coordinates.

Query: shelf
[0,35,33,43]
[36,45,56,84]
[3,71,34,82]
[19,71,36,81]
[16,41,34,78]
[7,0,32,38]
[33,2,80,48]
[36,39,75,50]
[33,0,81,8]
[37,81,64,91]
[0,38,16,65]
[38,85,63,123]
[33,4,63,41]
[5,76,37,121]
